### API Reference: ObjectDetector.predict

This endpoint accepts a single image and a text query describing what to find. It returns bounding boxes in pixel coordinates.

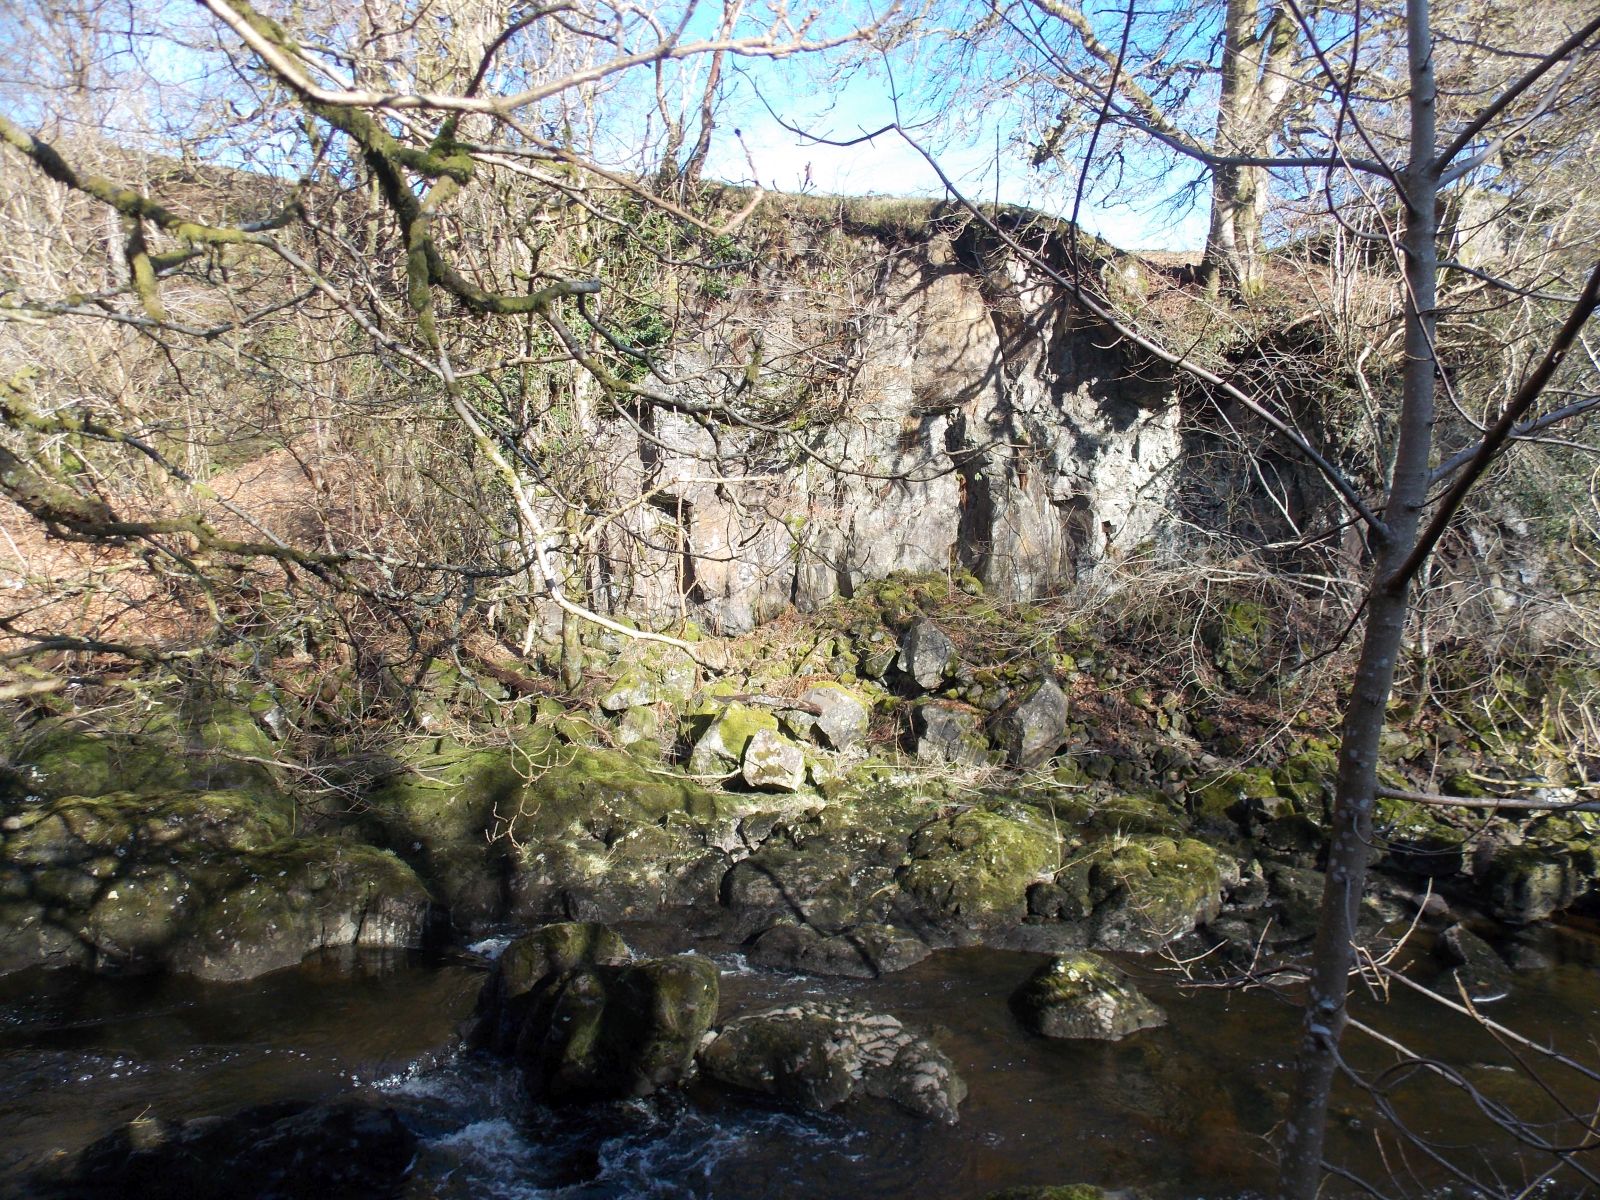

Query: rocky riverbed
[2,576,1597,1196]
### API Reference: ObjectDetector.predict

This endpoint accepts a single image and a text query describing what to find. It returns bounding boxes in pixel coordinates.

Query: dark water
[2,925,1598,1200]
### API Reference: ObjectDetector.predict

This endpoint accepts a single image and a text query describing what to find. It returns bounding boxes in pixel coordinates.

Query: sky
[695,48,1210,251]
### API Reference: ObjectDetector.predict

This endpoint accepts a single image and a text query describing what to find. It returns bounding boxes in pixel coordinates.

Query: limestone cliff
[584,211,1183,634]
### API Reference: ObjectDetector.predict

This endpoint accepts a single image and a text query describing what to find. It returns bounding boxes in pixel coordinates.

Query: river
[3,922,1598,1198]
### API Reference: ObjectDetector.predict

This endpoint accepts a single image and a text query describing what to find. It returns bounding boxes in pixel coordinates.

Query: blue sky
[696,46,1210,250]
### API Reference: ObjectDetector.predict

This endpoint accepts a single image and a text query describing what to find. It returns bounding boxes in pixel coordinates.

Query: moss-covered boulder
[687,703,779,777]
[506,745,738,927]
[898,617,956,690]
[698,1000,966,1123]
[721,793,924,936]
[0,789,433,979]
[359,737,537,929]
[472,922,632,1055]
[723,837,891,936]
[1029,835,1224,952]
[164,839,435,982]
[1480,842,1589,924]
[748,920,932,978]
[1009,951,1167,1041]
[518,955,720,1101]
[1187,767,1282,828]
[10,703,281,802]
[597,647,696,713]
[1377,796,1467,879]
[897,806,1060,933]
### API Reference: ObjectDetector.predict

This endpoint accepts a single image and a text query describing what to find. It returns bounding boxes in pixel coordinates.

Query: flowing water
[3,923,1598,1199]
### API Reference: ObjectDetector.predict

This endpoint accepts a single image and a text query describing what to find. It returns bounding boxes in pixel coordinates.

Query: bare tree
[0,0,894,695]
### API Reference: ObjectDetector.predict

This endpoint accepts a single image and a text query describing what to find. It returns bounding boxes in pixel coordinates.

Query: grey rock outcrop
[550,223,1183,636]
[992,679,1069,769]
[914,701,989,764]
[899,618,956,690]
[742,729,808,792]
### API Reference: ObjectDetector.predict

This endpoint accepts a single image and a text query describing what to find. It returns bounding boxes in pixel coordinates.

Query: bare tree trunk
[1201,0,1255,296]
[1202,0,1297,299]
[1277,0,1439,1192]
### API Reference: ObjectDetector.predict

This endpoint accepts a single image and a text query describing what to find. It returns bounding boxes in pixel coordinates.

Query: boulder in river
[1009,951,1167,1041]
[698,1000,966,1124]
[472,922,632,1055]
[51,1100,415,1200]
[512,953,721,1102]
[748,920,932,978]
[1438,923,1512,1003]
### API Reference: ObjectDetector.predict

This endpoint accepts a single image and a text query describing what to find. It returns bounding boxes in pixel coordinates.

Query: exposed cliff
[575,206,1185,634]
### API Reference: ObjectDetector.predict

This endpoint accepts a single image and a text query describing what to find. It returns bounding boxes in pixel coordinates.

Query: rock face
[1009,951,1167,1041]
[698,1000,966,1123]
[572,222,1182,635]
[55,1101,416,1200]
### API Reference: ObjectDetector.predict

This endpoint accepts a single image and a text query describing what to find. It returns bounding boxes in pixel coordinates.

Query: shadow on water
[2,926,1599,1199]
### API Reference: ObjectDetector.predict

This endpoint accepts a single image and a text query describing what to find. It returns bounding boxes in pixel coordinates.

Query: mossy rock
[1376,797,1467,879]
[0,788,432,978]
[1202,599,1274,687]
[520,955,720,1101]
[1187,768,1279,826]
[474,922,632,1055]
[1480,842,1588,925]
[687,703,780,777]
[505,745,739,925]
[982,1187,1125,1200]
[1032,836,1223,952]
[12,702,281,801]
[698,999,966,1123]
[2,788,292,870]
[164,838,434,981]
[360,736,544,928]
[1009,951,1166,1041]
[597,646,696,712]
[1274,749,1337,808]
[897,806,1059,930]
